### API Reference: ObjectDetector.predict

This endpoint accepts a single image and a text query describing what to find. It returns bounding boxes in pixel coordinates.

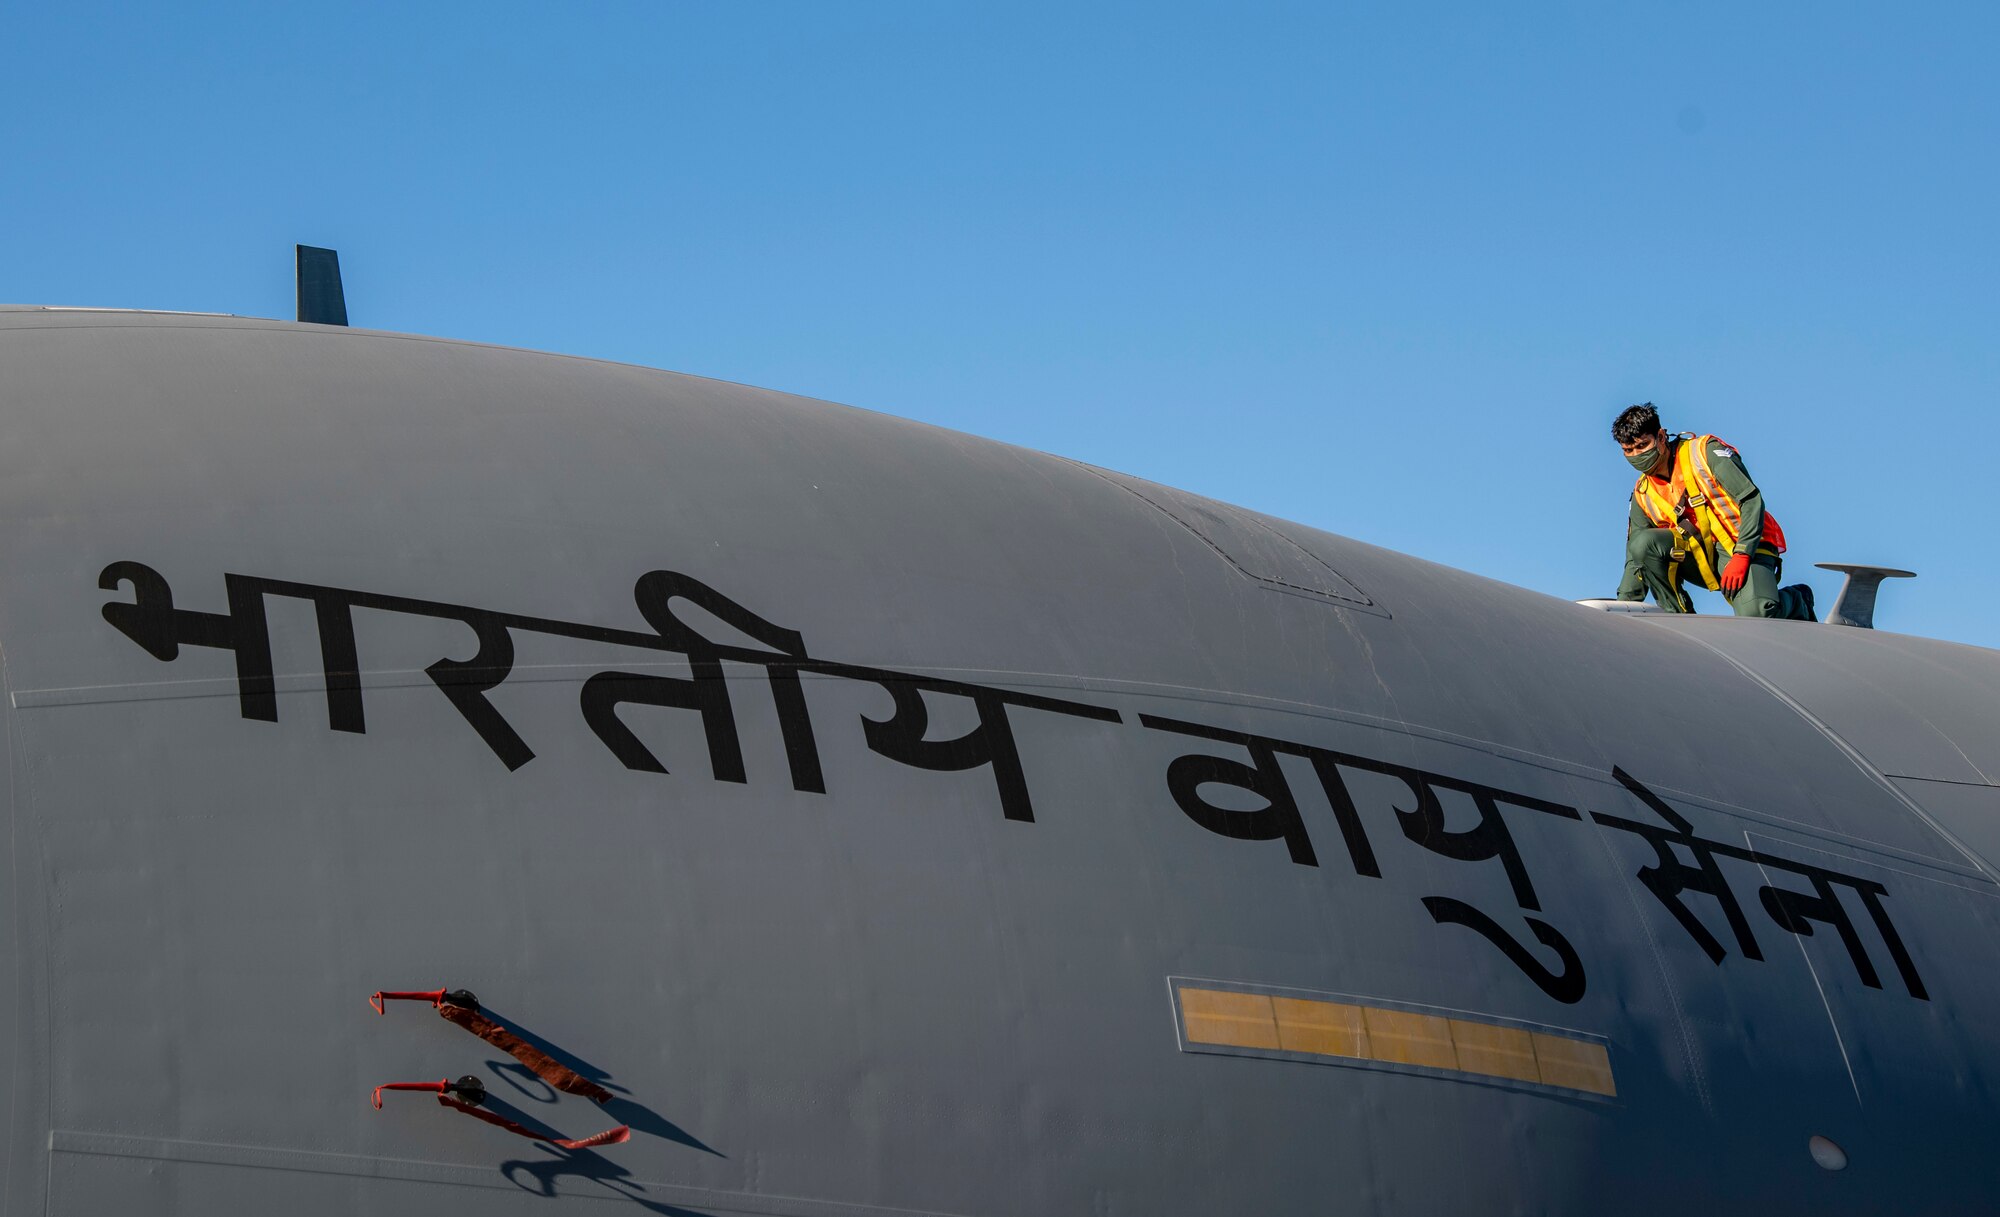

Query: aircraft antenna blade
[296,244,349,325]
[1815,562,1916,628]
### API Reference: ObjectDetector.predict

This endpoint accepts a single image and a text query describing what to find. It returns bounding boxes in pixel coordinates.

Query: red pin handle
[370,988,447,1015]
[371,1079,449,1110]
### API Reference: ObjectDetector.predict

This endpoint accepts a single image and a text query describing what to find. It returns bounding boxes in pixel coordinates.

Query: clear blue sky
[5,3,1995,646]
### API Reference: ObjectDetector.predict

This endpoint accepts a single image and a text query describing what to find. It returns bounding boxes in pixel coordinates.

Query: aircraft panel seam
[16,667,1979,881]
[1885,773,2000,790]
[1665,628,2000,887]
[1742,831,1863,1107]
[47,1130,974,1217]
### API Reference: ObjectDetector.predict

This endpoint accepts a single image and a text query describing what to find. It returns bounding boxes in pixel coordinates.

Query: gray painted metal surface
[1,308,1996,1214]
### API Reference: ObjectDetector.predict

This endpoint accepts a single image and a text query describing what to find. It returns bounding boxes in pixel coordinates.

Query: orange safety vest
[1631,433,1786,591]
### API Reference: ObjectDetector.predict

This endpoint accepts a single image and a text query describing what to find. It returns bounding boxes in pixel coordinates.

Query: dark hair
[1612,403,1662,445]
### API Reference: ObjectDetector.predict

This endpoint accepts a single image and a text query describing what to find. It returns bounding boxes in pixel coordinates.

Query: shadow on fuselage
[501,1136,718,1216]
[474,1003,724,1158]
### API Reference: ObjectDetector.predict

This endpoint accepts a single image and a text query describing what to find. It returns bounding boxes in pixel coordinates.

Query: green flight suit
[1617,435,1815,620]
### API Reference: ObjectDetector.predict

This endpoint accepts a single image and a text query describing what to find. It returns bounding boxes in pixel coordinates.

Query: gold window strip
[1177,984,1614,1097]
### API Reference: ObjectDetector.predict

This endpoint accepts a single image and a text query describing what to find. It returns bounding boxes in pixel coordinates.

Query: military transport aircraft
[1,252,1995,1215]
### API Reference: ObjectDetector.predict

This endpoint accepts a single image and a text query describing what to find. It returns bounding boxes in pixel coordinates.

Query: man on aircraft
[1613,403,1815,619]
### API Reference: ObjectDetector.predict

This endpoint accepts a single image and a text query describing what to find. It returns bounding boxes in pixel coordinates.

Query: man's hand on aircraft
[1720,554,1751,596]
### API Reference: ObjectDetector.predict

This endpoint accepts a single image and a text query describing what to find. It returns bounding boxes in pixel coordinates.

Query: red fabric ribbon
[371,987,630,1149]
[436,1002,614,1104]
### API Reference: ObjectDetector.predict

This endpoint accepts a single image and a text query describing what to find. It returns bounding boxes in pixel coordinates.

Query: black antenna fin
[296,245,349,326]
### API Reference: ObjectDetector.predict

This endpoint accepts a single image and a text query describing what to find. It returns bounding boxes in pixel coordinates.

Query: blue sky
[5,2,1995,646]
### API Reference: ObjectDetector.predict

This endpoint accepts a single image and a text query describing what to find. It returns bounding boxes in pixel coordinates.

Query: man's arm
[1618,495,1650,600]
[1706,440,1766,557]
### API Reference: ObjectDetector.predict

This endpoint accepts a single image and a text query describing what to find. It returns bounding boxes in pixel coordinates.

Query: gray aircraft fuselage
[2,307,1996,1215]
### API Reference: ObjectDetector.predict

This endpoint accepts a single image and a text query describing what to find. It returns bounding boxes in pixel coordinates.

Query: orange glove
[1720,553,1751,595]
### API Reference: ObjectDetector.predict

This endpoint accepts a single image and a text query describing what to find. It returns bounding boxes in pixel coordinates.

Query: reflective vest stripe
[1631,449,1688,536]
[1688,440,1741,537]
[1689,434,1787,554]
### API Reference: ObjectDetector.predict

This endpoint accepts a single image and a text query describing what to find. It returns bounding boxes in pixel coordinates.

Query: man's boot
[1780,584,1816,622]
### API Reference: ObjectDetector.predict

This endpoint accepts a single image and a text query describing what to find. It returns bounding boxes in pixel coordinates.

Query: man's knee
[1627,528,1673,561]
[1730,559,1784,617]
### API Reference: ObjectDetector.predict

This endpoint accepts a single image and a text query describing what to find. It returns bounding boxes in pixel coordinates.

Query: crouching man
[1613,402,1815,619]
